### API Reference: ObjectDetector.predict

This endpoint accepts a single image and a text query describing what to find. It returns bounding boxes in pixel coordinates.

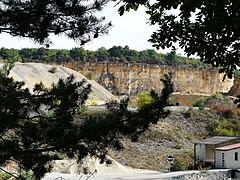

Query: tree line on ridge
[0,46,212,69]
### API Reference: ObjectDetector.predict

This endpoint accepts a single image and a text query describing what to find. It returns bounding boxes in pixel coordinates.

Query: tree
[0,67,91,178]
[117,0,240,78]
[0,48,22,62]
[0,63,174,178]
[70,47,87,61]
[0,0,112,46]
[108,46,124,58]
[95,47,109,61]
[165,52,178,66]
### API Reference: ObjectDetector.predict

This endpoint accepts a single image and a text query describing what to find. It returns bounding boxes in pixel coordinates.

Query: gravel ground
[43,169,231,180]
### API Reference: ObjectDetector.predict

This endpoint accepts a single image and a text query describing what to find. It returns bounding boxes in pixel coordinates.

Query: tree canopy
[0,46,211,69]
[117,0,240,78]
[0,0,112,46]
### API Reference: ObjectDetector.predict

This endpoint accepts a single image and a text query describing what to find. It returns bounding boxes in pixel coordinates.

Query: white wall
[196,144,215,162]
[215,148,240,169]
[196,144,205,161]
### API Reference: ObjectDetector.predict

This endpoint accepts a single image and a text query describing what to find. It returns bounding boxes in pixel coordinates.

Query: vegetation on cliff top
[0,46,212,69]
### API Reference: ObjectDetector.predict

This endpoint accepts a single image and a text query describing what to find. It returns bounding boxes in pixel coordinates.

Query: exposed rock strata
[62,62,234,99]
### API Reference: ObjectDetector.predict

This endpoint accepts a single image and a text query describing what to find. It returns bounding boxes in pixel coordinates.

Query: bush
[210,119,240,136]
[234,70,240,78]
[213,93,223,99]
[137,91,153,108]
[171,152,194,171]
[193,98,206,109]
[85,72,93,80]
[213,104,238,118]
[49,66,57,73]
[184,108,194,118]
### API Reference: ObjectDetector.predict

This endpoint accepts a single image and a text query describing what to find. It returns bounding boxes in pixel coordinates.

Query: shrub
[184,108,194,118]
[211,119,240,136]
[137,91,153,108]
[193,98,206,109]
[49,66,57,73]
[234,70,240,78]
[171,152,194,171]
[213,93,223,99]
[85,72,93,80]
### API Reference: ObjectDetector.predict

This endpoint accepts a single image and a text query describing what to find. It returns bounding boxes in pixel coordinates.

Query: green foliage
[210,118,240,137]
[137,91,153,108]
[95,47,109,61]
[0,60,15,76]
[193,98,206,109]
[213,93,223,99]
[19,170,36,180]
[0,0,111,46]
[85,72,93,80]
[70,48,87,62]
[77,104,87,114]
[165,52,177,66]
[175,139,183,149]
[211,119,238,136]
[233,70,240,78]
[1,46,209,69]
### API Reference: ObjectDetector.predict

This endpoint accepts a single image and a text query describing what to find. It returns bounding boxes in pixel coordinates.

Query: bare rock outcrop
[62,62,234,98]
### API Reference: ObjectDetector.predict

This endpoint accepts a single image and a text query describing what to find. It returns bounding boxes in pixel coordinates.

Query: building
[194,136,240,167]
[215,143,240,169]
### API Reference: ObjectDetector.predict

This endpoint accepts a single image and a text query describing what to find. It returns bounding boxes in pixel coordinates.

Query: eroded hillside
[5,62,116,105]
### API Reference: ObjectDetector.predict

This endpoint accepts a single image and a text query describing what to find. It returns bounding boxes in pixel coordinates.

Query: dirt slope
[6,62,116,105]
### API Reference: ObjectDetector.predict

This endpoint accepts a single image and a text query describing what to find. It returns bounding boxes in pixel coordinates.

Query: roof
[215,143,240,151]
[195,136,240,145]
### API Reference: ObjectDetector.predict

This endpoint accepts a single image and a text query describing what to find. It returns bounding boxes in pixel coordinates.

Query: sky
[0,2,184,55]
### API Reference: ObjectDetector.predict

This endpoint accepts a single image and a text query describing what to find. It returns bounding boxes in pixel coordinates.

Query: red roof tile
[215,143,240,151]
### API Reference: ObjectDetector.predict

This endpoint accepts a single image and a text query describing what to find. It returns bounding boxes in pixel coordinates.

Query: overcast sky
[0,2,184,55]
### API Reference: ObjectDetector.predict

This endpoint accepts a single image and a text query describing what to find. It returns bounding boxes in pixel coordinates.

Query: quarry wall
[62,62,233,98]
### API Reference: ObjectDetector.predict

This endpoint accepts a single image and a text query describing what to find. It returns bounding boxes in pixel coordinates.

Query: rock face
[228,77,240,96]
[6,63,116,105]
[61,62,233,97]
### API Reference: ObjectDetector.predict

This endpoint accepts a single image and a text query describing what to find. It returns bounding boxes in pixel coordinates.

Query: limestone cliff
[61,62,233,100]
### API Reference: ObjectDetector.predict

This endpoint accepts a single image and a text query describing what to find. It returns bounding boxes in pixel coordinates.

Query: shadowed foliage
[0,0,112,46]
[117,0,240,78]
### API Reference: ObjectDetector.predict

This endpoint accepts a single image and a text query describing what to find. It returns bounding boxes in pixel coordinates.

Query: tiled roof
[195,136,240,145]
[215,143,240,151]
